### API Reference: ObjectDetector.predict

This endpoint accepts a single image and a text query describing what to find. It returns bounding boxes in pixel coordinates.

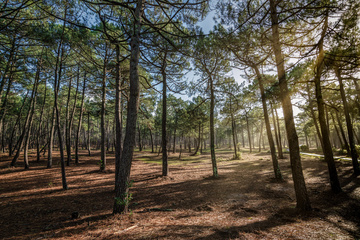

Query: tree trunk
[173,117,177,154]
[335,66,360,175]
[331,113,343,148]
[210,76,218,177]
[269,0,310,210]
[65,77,72,166]
[149,127,154,153]
[113,0,143,214]
[47,106,55,168]
[245,114,252,153]
[100,57,107,171]
[335,110,350,153]
[230,98,238,159]
[37,79,47,162]
[114,44,124,213]
[306,82,324,150]
[255,67,282,179]
[75,72,86,164]
[10,81,38,167]
[24,58,41,169]
[87,112,91,156]
[138,125,142,151]
[313,13,341,192]
[161,53,168,176]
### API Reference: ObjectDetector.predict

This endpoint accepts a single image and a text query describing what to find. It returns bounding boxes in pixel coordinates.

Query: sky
[183,5,304,119]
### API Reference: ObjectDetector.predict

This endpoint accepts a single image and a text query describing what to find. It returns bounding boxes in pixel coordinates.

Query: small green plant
[114,181,134,208]
[48,182,53,188]
[233,152,242,160]
[355,145,360,155]
[300,145,309,151]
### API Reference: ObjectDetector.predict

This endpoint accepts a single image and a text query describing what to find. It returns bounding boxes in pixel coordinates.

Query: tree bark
[75,72,86,164]
[255,67,282,179]
[161,53,168,176]
[269,0,311,210]
[113,0,143,214]
[114,44,124,213]
[313,13,341,192]
[245,114,252,153]
[210,76,218,177]
[100,55,107,171]
[335,66,360,175]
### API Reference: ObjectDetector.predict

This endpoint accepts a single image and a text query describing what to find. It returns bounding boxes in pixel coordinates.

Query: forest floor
[0,148,360,240]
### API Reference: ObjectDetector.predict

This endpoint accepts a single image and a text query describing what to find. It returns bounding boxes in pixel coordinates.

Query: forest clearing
[1,149,359,239]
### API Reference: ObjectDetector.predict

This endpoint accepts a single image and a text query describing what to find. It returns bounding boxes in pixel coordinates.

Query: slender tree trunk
[193,123,201,155]
[255,68,282,179]
[313,13,341,192]
[23,57,41,169]
[113,0,143,214]
[258,121,263,152]
[47,106,55,168]
[230,98,238,158]
[269,0,310,210]
[335,66,360,175]
[335,110,350,153]
[210,76,218,177]
[53,11,68,190]
[100,57,107,171]
[37,79,47,162]
[138,125,142,151]
[306,82,324,150]
[331,113,343,148]
[10,82,38,167]
[65,77,72,166]
[161,58,168,176]
[75,73,86,164]
[173,117,177,154]
[149,127,154,153]
[114,44,124,213]
[245,114,252,153]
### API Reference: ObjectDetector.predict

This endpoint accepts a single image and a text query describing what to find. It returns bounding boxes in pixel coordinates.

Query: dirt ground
[0,148,359,240]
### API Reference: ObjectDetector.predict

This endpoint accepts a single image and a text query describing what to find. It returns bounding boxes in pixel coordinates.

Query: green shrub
[233,152,242,160]
[355,145,360,155]
[300,145,309,151]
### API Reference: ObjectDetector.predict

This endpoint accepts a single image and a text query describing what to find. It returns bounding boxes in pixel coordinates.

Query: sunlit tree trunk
[335,66,360,175]
[269,0,310,210]
[313,13,341,192]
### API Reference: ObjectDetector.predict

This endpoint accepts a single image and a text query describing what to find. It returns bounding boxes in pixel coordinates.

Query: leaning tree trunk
[10,83,37,167]
[24,58,41,169]
[335,110,350,153]
[113,0,143,214]
[255,66,282,179]
[66,68,79,166]
[313,13,341,192]
[335,66,360,175]
[269,0,311,210]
